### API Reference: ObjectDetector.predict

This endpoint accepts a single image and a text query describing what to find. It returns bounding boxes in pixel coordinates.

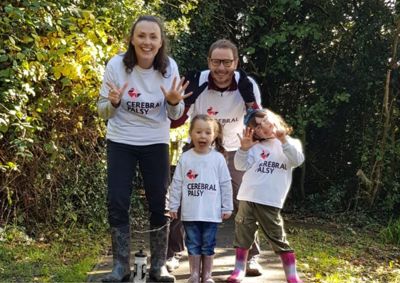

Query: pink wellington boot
[280,251,303,283]
[226,247,248,283]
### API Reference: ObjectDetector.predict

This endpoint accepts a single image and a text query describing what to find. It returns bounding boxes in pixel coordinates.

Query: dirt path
[87,219,295,282]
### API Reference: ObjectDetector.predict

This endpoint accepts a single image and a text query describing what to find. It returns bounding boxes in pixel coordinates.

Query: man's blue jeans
[182,221,218,255]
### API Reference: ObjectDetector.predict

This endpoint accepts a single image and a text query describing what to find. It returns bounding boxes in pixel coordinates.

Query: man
[168,39,263,276]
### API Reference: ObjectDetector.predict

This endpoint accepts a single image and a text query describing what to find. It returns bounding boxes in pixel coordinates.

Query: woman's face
[131,20,163,69]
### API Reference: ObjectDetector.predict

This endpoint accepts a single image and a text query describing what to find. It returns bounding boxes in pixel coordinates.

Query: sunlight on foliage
[169,121,189,165]
[0,0,196,230]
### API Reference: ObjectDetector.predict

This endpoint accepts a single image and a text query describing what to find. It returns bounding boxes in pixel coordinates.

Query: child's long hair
[246,109,293,141]
[188,114,225,155]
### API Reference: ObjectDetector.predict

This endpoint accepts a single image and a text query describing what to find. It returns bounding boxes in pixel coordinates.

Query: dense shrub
[0,0,198,232]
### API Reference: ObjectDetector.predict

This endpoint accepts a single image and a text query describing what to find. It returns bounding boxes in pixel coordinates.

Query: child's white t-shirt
[234,137,304,209]
[169,148,233,222]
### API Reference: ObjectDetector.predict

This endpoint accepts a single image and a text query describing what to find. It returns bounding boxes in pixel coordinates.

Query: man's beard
[212,71,233,87]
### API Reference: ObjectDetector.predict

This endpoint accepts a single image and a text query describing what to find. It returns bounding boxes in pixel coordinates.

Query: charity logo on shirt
[128,87,141,99]
[261,149,270,160]
[256,150,287,174]
[186,169,216,197]
[207,106,219,116]
[206,106,239,125]
[186,169,198,180]
[126,86,161,115]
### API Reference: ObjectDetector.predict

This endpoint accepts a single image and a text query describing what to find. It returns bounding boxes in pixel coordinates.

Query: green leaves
[0,0,196,234]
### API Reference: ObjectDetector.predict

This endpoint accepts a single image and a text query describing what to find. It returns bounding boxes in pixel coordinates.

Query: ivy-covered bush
[0,0,199,232]
[0,0,123,231]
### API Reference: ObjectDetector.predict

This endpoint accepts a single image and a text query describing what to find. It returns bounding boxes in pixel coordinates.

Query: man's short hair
[208,39,238,59]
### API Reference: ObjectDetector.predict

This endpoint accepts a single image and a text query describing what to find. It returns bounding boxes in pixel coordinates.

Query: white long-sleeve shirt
[98,54,184,145]
[187,70,262,151]
[169,149,233,222]
[234,137,304,208]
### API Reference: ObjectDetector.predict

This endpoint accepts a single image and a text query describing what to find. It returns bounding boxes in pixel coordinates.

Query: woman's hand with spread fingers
[161,76,192,105]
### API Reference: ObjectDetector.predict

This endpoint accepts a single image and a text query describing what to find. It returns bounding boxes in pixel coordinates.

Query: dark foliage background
[0,0,399,236]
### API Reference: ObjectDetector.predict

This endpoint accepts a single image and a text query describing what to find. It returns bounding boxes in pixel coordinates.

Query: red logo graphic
[186,169,198,180]
[207,107,219,116]
[260,150,270,160]
[128,87,141,99]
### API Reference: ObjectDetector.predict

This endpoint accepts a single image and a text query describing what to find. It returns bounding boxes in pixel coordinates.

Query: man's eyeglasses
[209,58,234,67]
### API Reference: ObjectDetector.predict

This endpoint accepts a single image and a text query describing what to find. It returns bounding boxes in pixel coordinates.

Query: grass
[1,214,400,282]
[0,226,108,282]
[279,216,400,283]
[379,217,400,246]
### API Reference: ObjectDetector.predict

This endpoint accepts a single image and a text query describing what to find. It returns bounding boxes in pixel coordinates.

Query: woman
[98,15,190,282]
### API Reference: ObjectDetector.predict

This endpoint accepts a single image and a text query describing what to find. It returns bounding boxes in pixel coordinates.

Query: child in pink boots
[227,109,304,283]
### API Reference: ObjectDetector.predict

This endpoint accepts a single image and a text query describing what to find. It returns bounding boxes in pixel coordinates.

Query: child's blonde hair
[188,114,225,154]
[245,109,293,141]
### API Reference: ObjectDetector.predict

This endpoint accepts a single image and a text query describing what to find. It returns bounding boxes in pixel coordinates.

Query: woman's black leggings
[106,139,170,227]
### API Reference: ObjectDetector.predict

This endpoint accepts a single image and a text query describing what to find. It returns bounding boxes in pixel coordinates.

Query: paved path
[87,219,292,282]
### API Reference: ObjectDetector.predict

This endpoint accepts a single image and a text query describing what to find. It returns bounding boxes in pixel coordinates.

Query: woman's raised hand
[160,76,192,105]
[237,127,259,151]
[106,82,128,107]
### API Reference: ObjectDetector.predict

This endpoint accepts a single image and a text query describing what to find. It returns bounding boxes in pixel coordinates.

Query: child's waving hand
[237,127,259,151]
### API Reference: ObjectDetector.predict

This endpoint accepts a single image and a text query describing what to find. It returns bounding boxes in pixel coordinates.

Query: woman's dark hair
[188,114,225,155]
[123,15,169,76]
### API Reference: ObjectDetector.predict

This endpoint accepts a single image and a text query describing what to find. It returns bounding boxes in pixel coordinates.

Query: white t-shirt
[169,149,233,222]
[99,54,181,145]
[188,70,262,151]
[234,137,304,209]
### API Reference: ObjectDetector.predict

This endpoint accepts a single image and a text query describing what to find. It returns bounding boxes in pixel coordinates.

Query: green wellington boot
[148,224,175,282]
[102,225,131,282]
